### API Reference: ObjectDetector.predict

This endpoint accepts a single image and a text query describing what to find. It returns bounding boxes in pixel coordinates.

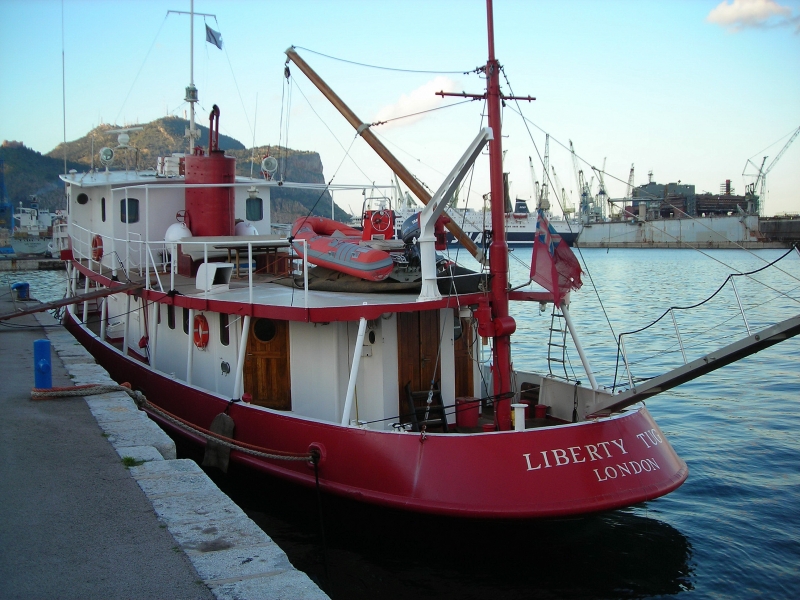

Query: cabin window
[120,197,140,223]
[253,318,276,343]
[219,313,229,346]
[246,197,263,221]
[183,308,189,335]
[167,305,175,330]
[101,197,106,222]
[77,193,89,205]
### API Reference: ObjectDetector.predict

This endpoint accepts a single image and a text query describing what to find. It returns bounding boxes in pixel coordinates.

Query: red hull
[66,312,687,518]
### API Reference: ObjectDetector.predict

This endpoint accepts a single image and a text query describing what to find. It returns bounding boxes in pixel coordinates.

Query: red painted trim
[73,259,489,323]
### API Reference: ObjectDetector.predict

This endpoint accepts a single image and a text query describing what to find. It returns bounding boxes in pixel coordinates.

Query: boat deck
[76,256,486,316]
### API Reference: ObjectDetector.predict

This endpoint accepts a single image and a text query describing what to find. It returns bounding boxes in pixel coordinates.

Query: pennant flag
[205,24,223,50]
[530,210,583,304]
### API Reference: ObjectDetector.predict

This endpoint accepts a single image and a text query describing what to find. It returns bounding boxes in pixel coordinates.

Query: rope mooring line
[31,383,313,463]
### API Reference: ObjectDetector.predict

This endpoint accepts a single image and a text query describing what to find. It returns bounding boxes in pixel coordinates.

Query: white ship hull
[10,236,51,256]
[395,206,582,246]
[575,214,785,249]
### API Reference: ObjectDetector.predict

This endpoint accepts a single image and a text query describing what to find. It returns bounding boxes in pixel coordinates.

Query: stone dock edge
[33,309,329,600]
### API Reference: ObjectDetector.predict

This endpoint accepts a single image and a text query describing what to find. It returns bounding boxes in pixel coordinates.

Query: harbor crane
[743,125,800,215]
[570,140,594,222]
[529,156,540,206]
[551,165,575,217]
[624,164,635,199]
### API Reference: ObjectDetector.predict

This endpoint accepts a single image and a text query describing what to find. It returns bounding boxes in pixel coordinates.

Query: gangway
[0,283,144,322]
[589,313,800,416]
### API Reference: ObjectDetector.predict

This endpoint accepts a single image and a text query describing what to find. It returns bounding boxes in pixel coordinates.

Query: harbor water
[11,248,800,599]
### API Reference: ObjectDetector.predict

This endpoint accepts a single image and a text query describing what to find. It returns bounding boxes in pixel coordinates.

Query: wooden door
[243,318,291,410]
[397,310,441,412]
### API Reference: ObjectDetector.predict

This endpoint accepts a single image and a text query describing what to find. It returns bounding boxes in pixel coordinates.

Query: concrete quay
[0,257,65,271]
[0,293,328,600]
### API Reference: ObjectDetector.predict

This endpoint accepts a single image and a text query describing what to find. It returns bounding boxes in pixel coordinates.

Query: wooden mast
[284,48,483,262]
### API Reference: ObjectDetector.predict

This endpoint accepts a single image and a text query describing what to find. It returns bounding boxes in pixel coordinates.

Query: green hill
[0,141,83,211]
[2,116,351,223]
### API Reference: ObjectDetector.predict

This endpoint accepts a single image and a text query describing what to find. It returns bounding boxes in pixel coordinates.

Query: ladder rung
[550,328,566,333]
[549,358,565,363]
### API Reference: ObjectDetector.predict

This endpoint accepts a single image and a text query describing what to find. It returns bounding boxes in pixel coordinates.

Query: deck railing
[68,221,309,307]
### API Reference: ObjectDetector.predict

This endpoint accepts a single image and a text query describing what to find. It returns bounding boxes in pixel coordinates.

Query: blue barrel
[11,282,30,300]
[33,339,52,389]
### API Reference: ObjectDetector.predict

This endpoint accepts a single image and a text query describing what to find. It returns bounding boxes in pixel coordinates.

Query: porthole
[77,193,89,205]
[253,318,276,343]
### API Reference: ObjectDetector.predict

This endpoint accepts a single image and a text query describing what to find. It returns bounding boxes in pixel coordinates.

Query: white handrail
[69,225,306,305]
[341,316,368,426]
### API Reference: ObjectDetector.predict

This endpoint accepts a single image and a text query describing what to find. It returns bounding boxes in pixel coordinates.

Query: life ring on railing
[91,235,104,261]
[193,314,210,349]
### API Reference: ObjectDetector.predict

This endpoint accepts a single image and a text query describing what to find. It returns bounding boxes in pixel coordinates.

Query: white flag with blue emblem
[205,24,223,49]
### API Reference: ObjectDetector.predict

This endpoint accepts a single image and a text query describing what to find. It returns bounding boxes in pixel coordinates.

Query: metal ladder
[547,307,570,380]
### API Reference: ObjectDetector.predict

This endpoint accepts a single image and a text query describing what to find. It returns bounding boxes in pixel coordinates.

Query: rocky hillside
[0,141,84,211]
[2,116,350,223]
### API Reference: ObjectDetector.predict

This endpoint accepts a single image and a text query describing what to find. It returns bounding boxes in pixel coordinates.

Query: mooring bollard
[511,403,527,431]
[11,282,30,300]
[33,339,52,389]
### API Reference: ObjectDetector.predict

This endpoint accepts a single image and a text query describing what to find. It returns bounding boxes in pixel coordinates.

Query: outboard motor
[400,212,421,244]
[400,211,450,249]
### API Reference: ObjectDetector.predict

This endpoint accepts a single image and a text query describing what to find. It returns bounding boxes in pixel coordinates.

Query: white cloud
[707,0,795,32]
[371,76,461,130]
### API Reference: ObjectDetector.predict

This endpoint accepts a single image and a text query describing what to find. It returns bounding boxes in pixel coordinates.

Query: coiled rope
[31,383,313,463]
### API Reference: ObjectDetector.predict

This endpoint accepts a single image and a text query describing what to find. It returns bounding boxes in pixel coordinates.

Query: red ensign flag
[530,210,583,304]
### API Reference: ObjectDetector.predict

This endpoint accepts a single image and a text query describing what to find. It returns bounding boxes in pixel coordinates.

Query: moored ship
[52,0,799,520]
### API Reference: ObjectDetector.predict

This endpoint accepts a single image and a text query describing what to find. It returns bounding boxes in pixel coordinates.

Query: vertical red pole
[485,0,514,431]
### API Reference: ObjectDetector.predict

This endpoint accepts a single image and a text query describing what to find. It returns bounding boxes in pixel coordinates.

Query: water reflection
[197,449,693,600]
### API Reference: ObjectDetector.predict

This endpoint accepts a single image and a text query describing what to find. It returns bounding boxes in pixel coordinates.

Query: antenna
[107,126,144,149]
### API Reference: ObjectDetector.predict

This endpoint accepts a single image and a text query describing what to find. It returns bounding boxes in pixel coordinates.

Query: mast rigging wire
[370,99,476,127]
[290,79,375,184]
[291,45,478,75]
[500,67,621,354]
[114,14,170,126]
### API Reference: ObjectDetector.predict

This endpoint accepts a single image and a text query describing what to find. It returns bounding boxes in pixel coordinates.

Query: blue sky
[1,0,798,216]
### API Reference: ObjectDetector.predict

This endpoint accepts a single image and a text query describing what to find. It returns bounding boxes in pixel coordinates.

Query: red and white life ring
[370,210,391,233]
[193,314,210,349]
[91,235,104,261]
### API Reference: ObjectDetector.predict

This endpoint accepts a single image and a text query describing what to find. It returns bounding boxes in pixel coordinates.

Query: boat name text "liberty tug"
[523,428,665,482]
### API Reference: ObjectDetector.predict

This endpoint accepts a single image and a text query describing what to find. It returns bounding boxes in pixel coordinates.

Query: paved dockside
[0,291,328,600]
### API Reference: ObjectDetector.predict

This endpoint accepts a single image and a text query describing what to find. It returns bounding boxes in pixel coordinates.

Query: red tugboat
[54,0,799,518]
